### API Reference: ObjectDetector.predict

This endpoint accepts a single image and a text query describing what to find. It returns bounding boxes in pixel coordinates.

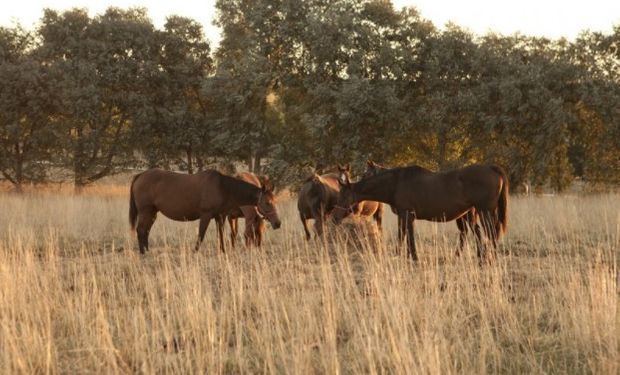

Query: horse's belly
[156,199,202,221]
[160,210,200,222]
[415,205,470,222]
[358,201,378,216]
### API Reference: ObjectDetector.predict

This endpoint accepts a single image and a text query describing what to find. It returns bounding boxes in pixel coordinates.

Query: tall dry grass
[0,191,618,374]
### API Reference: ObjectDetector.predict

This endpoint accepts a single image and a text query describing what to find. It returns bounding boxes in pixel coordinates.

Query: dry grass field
[0,189,618,374]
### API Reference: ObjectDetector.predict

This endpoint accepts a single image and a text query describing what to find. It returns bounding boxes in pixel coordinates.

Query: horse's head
[332,169,357,224]
[337,163,351,185]
[363,159,387,179]
[256,176,281,229]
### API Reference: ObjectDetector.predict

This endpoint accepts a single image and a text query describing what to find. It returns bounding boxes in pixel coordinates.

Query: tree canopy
[0,2,618,192]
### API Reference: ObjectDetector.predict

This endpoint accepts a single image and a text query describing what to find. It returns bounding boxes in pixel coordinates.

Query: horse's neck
[222,175,260,206]
[353,173,395,205]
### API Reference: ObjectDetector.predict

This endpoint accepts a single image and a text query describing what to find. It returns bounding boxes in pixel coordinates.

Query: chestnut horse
[297,165,383,240]
[335,164,508,261]
[129,169,281,254]
[335,164,384,232]
[354,160,478,255]
[226,172,269,247]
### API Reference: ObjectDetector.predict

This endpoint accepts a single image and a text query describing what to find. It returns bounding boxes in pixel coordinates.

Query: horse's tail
[492,165,509,237]
[129,173,142,231]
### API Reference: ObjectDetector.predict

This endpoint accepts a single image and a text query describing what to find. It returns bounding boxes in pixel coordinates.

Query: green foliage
[0,4,618,191]
[0,26,60,190]
[38,8,158,187]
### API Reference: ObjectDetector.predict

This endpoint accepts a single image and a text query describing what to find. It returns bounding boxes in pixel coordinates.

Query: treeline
[0,1,618,192]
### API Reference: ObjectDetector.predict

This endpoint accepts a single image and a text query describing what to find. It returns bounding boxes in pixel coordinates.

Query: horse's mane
[219,172,260,201]
[353,165,430,204]
[367,165,431,180]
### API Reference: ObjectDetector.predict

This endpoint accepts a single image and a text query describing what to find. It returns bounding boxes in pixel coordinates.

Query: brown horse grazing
[334,164,384,231]
[226,172,268,247]
[360,160,478,254]
[335,164,509,261]
[129,169,281,254]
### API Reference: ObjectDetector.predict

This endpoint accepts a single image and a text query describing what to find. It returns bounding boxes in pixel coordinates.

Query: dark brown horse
[335,164,508,261]
[129,169,281,254]
[297,172,342,240]
[226,172,268,247]
[355,160,478,254]
[297,165,383,240]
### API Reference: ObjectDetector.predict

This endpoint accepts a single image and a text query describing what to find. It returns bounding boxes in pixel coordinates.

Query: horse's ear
[260,175,274,192]
[344,163,351,172]
[315,163,324,175]
[367,160,375,168]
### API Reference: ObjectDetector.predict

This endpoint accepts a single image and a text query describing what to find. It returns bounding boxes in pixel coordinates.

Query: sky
[1,0,619,46]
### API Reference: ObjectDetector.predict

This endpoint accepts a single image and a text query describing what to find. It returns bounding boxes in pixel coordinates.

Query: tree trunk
[196,154,204,172]
[247,154,254,173]
[186,146,194,174]
[253,153,262,175]
[74,176,86,194]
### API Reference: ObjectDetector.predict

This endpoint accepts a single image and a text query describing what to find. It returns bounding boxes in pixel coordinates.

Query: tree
[38,7,158,189]
[213,0,300,174]
[137,15,214,173]
[0,25,60,191]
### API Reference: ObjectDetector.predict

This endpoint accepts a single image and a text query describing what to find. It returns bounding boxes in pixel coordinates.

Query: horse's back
[133,169,220,221]
[453,165,505,201]
[298,173,340,214]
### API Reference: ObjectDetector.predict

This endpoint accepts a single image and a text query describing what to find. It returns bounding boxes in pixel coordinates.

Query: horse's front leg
[216,215,226,253]
[397,210,407,244]
[405,213,418,261]
[455,216,468,257]
[373,204,383,233]
[228,216,238,247]
[196,213,213,251]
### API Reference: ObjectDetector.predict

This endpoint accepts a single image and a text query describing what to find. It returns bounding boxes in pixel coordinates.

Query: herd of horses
[129,161,509,261]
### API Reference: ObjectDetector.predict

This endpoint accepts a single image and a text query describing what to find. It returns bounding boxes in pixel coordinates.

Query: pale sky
[1,0,619,46]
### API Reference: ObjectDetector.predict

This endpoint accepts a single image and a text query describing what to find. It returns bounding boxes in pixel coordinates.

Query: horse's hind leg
[311,207,325,238]
[300,212,311,241]
[473,222,485,259]
[455,216,468,257]
[456,210,476,257]
[196,213,213,251]
[479,210,498,261]
[136,208,157,254]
